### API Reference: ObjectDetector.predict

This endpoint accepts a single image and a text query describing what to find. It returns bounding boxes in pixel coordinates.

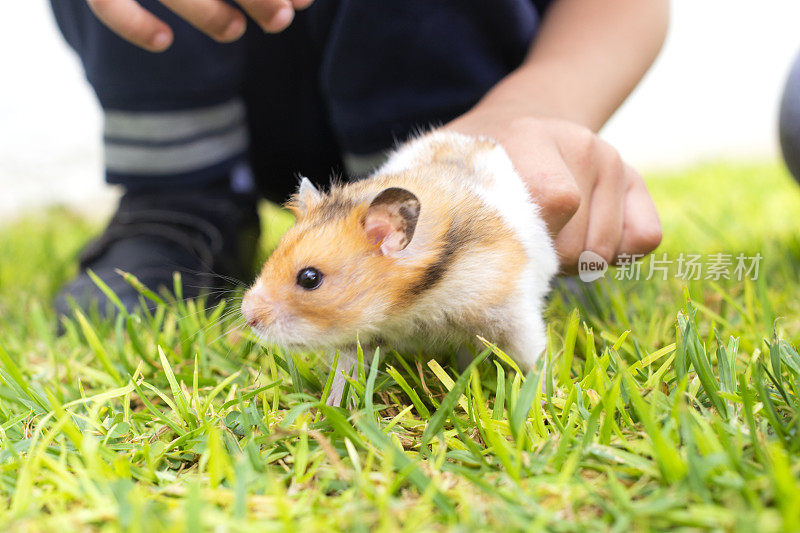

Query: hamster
[241,131,559,406]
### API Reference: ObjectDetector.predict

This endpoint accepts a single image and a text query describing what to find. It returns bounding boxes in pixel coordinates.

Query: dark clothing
[50,0,550,202]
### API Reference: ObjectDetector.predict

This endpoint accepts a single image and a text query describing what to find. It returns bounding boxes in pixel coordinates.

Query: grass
[1,160,800,531]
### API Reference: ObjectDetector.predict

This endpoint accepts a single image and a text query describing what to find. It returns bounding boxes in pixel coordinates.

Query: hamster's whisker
[152,253,249,290]
[176,288,245,304]
[181,306,246,341]
[179,285,244,295]
[181,267,249,289]
[206,321,247,347]
[174,298,242,322]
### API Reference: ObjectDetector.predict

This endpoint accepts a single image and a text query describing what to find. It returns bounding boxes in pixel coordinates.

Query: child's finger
[291,0,315,10]
[615,167,662,259]
[234,0,296,33]
[159,0,247,42]
[583,140,626,265]
[86,0,174,52]
[520,141,585,273]
[553,203,589,275]
[521,147,581,236]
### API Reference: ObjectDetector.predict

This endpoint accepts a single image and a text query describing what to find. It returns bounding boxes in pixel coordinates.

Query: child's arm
[449,0,669,273]
[487,0,669,130]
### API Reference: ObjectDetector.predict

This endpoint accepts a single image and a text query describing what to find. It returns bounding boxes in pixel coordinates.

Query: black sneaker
[55,182,260,318]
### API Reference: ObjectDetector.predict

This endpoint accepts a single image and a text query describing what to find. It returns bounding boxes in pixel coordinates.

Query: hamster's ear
[289,177,322,217]
[363,187,420,256]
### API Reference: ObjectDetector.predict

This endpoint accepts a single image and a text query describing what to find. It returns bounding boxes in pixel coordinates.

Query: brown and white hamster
[242,131,558,406]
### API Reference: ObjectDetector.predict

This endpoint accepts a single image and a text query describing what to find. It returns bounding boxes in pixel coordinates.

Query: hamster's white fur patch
[376,130,558,368]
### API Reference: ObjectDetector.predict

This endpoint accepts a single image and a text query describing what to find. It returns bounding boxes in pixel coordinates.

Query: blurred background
[2,0,800,222]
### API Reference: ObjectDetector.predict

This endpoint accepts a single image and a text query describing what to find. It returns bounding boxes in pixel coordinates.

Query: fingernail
[151,31,171,51]
[222,17,246,41]
[263,6,294,33]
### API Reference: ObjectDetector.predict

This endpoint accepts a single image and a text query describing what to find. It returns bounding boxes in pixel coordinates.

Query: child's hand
[447,109,662,275]
[85,0,313,52]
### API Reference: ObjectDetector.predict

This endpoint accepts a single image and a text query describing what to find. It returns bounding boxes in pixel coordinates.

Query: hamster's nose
[241,293,261,329]
[242,284,274,330]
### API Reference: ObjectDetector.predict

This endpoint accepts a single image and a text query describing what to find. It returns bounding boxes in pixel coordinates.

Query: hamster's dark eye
[296,267,323,290]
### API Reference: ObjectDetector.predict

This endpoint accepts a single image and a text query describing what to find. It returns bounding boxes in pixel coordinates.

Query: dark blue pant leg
[50,0,248,191]
[780,48,800,184]
[315,0,547,176]
[242,9,344,202]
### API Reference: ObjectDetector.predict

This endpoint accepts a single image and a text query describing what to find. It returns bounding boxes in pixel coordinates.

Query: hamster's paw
[325,352,359,409]
[326,385,344,407]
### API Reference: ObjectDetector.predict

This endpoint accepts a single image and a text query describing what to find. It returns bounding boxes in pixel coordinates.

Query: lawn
[1,161,800,531]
